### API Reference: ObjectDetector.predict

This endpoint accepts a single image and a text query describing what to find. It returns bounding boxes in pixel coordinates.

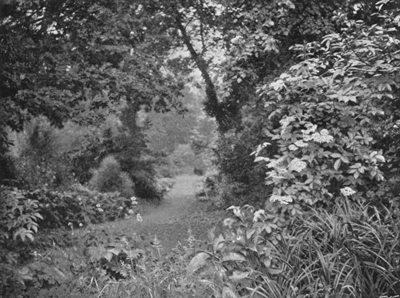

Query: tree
[0,0,184,149]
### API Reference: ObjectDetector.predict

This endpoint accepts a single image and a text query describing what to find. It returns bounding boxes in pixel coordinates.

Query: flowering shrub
[254,2,399,212]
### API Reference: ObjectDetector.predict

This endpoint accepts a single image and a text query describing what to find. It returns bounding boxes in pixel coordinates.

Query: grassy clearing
[71,175,228,250]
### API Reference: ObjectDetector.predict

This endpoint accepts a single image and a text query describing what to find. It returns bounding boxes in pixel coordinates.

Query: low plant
[31,229,213,298]
[188,200,400,298]
[10,185,133,230]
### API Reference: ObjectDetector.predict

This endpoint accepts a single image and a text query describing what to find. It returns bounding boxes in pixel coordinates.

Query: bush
[89,156,135,198]
[1,185,135,232]
[0,187,43,297]
[0,185,139,297]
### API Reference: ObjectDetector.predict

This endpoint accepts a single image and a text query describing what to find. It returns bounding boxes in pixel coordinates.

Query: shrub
[0,185,138,297]
[0,187,43,243]
[89,156,135,198]
[1,185,134,232]
[0,187,43,297]
[169,144,196,173]
[249,1,400,218]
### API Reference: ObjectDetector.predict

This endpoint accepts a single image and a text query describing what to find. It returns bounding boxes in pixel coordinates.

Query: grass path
[90,175,228,250]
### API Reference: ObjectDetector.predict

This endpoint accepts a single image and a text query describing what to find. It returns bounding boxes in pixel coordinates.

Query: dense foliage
[2,0,400,297]
[254,4,400,210]
[0,0,183,135]
[187,2,400,298]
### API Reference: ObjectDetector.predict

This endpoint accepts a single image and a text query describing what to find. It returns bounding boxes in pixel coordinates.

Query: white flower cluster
[279,73,301,82]
[270,195,293,205]
[312,129,334,143]
[340,187,356,196]
[289,139,309,151]
[302,123,318,141]
[286,76,301,82]
[301,124,333,143]
[96,203,104,213]
[277,168,288,175]
[289,158,307,172]
[130,196,138,205]
[280,116,296,128]
[279,73,291,80]
[295,140,308,147]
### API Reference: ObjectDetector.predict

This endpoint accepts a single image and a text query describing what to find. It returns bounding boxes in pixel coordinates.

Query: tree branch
[173,8,223,125]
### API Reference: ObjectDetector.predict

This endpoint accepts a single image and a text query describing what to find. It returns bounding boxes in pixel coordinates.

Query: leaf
[246,228,256,240]
[341,156,350,163]
[19,267,30,275]
[222,252,246,262]
[103,251,114,262]
[25,232,34,242]
[263,258,271,267]
[107,248,122,256]
[334,159,341,171]
[213,234,225,252]
[187,252,210,276]
[268,267,284,275]
[88,246,107,262]
[34,212,43,220]
[229,270,250,281]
